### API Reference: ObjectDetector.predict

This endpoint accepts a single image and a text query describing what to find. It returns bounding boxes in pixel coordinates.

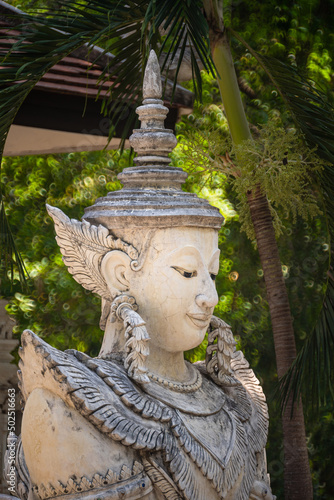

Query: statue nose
[195,278,218,309]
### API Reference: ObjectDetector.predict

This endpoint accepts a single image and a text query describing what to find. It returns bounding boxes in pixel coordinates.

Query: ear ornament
[111,294,150,384]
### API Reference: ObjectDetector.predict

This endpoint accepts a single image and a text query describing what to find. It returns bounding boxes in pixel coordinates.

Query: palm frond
[143,0,215,100]
[0,194,29,289]
[277,278,334,411]
[229,27,334,410]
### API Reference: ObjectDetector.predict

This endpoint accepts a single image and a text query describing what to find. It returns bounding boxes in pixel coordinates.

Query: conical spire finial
[128,50,177,161]
[143,50,162,100]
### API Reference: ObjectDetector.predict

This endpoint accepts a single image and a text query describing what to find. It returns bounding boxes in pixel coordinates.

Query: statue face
[128,227,220,353]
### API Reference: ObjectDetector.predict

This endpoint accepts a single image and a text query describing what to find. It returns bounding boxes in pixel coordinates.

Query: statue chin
[8,50,275,500]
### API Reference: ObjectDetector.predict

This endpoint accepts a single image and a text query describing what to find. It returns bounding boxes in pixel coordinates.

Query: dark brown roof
[34,56,113,98]
[0,2,193,138]
[0,7,193,107]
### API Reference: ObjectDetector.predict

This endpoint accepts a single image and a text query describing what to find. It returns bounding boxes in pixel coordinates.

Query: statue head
[102,225,220,350]
[47,51,223,383]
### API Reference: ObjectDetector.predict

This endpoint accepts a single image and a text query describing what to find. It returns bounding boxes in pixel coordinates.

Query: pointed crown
[83,50,223,230]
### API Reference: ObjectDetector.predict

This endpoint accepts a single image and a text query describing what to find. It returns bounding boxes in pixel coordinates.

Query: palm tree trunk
[203,1,313,497]
[247,189,313,499]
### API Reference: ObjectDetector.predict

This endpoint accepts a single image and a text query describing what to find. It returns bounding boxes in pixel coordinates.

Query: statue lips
[186,313,212,328]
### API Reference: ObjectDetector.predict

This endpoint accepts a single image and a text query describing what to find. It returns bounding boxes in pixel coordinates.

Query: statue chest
[141,369,245,475]
[176,407,235,469]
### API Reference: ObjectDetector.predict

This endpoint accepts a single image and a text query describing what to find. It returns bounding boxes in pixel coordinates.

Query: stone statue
[10,51,275,500]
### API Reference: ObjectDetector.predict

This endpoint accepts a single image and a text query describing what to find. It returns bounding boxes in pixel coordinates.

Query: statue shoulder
[21,387,154,499]
[19,330,170,442]
[18,330,166,499]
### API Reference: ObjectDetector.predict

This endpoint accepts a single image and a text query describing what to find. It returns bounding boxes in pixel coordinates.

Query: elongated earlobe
[101,250,131,294]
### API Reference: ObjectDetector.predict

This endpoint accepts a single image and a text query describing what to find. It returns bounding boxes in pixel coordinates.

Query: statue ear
[101,251,131,293]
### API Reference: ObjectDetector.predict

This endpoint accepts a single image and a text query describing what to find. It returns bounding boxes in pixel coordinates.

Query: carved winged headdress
[47,51,223,298]
[46,204,139,301]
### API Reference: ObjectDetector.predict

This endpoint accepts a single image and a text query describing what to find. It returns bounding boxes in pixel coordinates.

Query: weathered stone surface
[143,50,162,100]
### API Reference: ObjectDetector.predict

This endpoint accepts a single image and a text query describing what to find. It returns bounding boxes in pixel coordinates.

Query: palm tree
[202,4,312,498]
[1,1,333,498]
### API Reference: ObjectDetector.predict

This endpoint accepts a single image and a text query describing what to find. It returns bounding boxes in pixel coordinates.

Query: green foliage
[6,0,57,12]
[179,111,325,241]
[0,149,129,354]
[309,404,334,499]
[233,122,325,240]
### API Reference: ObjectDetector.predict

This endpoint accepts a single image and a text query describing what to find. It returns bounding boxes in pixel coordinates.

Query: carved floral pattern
[46,204,139,301]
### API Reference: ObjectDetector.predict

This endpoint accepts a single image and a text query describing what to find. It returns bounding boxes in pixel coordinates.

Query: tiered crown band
[83,50,223,230]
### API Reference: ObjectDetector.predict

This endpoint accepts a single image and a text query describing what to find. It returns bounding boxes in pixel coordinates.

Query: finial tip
[143,50,162,100]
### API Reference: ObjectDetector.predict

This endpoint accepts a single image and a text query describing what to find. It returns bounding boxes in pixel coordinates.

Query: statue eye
[172,267,197,279]
[210,273,217,281]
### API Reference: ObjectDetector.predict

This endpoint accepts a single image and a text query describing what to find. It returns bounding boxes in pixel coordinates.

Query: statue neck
[144,343,189,383]
[98,320,126,358]
[99,320,189,384]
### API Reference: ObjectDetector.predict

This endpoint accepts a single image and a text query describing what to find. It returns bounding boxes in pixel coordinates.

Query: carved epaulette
[19,330,167,452]
[230,350,269,454]
[207,316,269,455]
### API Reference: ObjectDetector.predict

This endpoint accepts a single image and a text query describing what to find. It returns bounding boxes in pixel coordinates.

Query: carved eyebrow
[167,245,202,261]
[168,246,220,275]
